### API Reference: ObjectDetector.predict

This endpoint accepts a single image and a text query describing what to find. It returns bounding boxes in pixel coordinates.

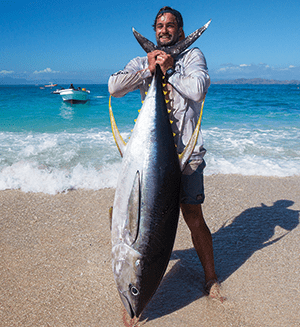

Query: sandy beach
[1,174,299,327]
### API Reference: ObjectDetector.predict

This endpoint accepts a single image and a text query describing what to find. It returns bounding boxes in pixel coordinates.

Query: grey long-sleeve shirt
[108,47,210,161]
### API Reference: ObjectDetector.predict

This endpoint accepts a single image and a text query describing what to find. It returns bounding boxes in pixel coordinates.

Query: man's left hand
[156,52,174,75]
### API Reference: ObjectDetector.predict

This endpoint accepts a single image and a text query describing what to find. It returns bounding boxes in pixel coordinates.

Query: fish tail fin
[109,95,127,157]
[132,27,157,53]
[133,20,211,57]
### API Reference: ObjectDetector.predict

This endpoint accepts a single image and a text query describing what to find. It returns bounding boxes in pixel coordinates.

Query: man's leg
[181,202,217,283]
[181,202,226,301]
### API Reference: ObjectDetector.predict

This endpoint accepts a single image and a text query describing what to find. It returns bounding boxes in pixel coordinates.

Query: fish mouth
[120,293,135,318]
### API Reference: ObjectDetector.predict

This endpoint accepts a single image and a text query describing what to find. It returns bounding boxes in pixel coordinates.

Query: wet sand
[1,175,300,326]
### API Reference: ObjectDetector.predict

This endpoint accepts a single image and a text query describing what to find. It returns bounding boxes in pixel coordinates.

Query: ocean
[0,84,299,194]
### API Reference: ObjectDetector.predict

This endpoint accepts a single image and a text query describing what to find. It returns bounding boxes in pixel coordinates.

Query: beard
[156,33,180,47]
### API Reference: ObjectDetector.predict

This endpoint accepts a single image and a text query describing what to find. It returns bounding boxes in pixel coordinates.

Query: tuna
[109,20,210,318]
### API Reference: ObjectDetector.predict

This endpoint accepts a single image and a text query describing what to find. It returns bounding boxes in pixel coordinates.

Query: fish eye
[129,283,139,296]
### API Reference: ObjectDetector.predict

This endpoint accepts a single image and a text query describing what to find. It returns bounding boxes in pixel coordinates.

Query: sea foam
[1,84,299,194]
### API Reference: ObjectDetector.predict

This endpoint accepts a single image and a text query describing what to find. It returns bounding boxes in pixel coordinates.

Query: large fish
[109,20,210,318]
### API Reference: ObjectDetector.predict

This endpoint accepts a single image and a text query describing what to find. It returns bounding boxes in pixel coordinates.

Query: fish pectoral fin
[178,97,205,171]
[126,171,141,245]
[109,95,126,157]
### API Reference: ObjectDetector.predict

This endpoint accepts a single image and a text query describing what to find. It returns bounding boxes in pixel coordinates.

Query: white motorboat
[54,87,90,104]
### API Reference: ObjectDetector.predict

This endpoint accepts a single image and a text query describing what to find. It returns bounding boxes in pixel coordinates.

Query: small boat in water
[53,84,90,104]
[45,82,58,88]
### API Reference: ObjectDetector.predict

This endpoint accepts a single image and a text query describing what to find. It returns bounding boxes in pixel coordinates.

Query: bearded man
[109,6,225,301]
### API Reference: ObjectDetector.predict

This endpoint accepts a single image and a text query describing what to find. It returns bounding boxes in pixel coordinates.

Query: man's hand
[147,50,174,75]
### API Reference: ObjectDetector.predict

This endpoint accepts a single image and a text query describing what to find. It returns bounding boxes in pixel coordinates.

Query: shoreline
[1,173,300,195]
[1,174,299,326]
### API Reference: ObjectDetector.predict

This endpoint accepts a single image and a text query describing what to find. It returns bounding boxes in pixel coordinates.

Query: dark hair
[153,6,183,31]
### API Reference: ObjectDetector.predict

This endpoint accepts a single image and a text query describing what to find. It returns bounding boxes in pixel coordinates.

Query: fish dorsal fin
[109,95,126,157]
[126,170,141,245]
[178,97,205,171]
[132,20,211,57]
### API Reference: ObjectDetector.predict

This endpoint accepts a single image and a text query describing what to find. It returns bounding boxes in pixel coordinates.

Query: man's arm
[108,57,151,98]
[166,48,210,102]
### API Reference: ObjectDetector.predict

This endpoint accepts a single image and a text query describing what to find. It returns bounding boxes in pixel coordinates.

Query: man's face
[155,12,182,47]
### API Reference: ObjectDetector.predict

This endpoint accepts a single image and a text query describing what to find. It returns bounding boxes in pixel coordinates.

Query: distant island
[0,76,97,85]
[212,78,300,85]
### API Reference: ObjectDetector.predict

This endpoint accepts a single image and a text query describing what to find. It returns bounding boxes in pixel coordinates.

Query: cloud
[33,68,60,74]
[0,70,14,75]
[210,63,300,81]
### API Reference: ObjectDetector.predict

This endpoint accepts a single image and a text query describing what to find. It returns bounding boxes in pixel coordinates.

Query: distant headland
[212,78,300,85]
[1,76,300,86]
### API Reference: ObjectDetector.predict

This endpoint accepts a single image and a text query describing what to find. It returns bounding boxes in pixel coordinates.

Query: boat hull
[45,83,58,87]
[59,89,90,104]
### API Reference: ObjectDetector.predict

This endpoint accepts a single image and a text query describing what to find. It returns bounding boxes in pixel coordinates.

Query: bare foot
[205,279,227,303]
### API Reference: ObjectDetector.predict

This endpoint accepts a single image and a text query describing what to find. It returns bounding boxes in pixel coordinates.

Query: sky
[1,0,300,83]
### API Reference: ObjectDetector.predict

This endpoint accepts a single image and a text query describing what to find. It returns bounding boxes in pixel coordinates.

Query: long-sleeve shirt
[108,47,210,161]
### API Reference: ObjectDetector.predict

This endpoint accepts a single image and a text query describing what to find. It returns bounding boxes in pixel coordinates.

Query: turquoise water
[0,84,299,194]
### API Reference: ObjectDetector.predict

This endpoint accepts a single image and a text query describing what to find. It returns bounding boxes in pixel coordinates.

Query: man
[109,6,224,301]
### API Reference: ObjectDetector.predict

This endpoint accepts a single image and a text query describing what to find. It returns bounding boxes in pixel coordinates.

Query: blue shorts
[180,160,206,204]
